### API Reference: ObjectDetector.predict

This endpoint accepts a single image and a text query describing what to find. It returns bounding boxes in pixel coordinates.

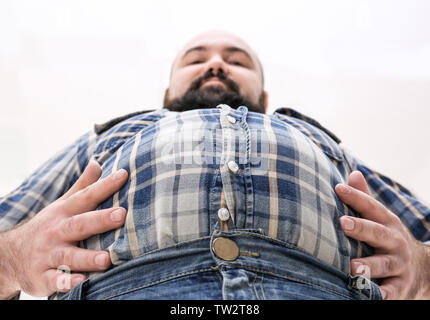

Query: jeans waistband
[51,230,382,300]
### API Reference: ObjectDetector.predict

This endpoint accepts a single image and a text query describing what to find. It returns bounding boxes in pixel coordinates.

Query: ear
[163,88,170,106]
[263,91,269,113]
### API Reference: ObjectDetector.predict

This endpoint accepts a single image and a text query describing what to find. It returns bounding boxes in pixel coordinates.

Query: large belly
[90,108,352,272]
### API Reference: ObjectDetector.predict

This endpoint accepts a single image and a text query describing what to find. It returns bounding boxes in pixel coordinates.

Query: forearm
[0,230,20,300]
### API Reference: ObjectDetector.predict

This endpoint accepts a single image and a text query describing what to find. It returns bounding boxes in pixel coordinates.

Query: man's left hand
[335,171,430,300]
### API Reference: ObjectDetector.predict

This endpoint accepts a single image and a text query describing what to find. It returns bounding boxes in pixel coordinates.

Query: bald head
[164,30,268,113]
[171,31,264,82]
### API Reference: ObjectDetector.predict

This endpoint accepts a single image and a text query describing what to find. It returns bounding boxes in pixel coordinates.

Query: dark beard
[163,70,266,114]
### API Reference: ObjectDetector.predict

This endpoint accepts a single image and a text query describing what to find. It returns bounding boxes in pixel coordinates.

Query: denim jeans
[50,229,382,300]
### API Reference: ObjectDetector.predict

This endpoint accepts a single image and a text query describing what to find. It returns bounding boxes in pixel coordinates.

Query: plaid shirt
[1,105,429,275]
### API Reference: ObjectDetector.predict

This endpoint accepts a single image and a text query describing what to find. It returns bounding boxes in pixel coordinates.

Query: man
[0,30,429,300]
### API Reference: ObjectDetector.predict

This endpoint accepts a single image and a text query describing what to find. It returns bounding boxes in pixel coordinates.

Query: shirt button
[217,208,230,221]
[212,237,239,261]
[226,115,236,124]
[227,160,239,174]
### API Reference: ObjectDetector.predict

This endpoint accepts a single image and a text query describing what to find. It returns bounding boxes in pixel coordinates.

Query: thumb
[60,160,102,200]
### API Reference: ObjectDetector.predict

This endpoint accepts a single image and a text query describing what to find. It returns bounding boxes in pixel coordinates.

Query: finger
[335,183,394,225]
[59,207,126,242]
[49,247,112,272]
[63,169,128,215]
[347,171,371,196]
[44,269,87,293]
[350,254,402,279]
[60,160,102,200]
[339,216,398,251]
[379,277,404,300]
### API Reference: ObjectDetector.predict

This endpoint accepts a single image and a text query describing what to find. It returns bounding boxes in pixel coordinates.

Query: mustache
[188,70,240,93]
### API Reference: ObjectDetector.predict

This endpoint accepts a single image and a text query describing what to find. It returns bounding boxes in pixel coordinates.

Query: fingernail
[110,208,125,222]
[89,159,99,167]
[113,169,127,180]
[341,216,355,231]
[380,289,387,299]
[352,261,363,271]
[95,253,109,267]
[336,184,351,194]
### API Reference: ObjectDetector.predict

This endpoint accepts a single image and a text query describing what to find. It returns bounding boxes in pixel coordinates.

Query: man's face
[163,31,268,113]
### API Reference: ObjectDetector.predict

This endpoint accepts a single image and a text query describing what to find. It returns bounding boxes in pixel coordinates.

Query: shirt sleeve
[0,130,98,232]
[340,145,430,242]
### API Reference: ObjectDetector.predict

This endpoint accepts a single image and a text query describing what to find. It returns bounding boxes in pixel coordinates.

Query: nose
[205,54,229,76]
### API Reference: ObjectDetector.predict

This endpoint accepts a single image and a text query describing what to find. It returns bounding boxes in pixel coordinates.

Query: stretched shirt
[1,105,429,275]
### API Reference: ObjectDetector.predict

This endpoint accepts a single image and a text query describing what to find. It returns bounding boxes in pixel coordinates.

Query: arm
[0,161,128,299]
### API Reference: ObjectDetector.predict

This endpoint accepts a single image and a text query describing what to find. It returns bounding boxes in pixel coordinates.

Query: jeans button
[212,237,239,261]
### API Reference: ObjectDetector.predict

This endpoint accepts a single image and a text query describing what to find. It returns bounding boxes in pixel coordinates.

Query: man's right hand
[0,160,128,299]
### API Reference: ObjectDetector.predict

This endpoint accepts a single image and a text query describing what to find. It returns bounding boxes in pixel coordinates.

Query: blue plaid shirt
[1,105,429,275]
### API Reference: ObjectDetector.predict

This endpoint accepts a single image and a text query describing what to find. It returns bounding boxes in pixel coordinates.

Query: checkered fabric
[1,105,429,275]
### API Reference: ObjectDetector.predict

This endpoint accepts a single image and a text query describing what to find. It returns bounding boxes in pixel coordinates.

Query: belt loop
[67,278,90,300]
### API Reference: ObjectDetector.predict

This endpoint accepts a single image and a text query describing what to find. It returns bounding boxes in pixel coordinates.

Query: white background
[0,0,429,299]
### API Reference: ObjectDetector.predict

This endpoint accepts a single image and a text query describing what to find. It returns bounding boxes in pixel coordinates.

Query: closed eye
[229,61,244,67]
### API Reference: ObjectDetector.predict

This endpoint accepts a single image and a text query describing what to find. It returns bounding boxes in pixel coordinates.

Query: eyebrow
[181,45,255,64]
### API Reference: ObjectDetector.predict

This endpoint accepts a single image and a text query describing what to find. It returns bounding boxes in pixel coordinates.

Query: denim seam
[221,230,322,257]
[227,265,355,300]
[98,267,216,300]
[220,266,228,300]
[219,230,348,274]
[215,268,223,287]
[260,274,267,300]
[252,273,259,300]
[113,236,213,265]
